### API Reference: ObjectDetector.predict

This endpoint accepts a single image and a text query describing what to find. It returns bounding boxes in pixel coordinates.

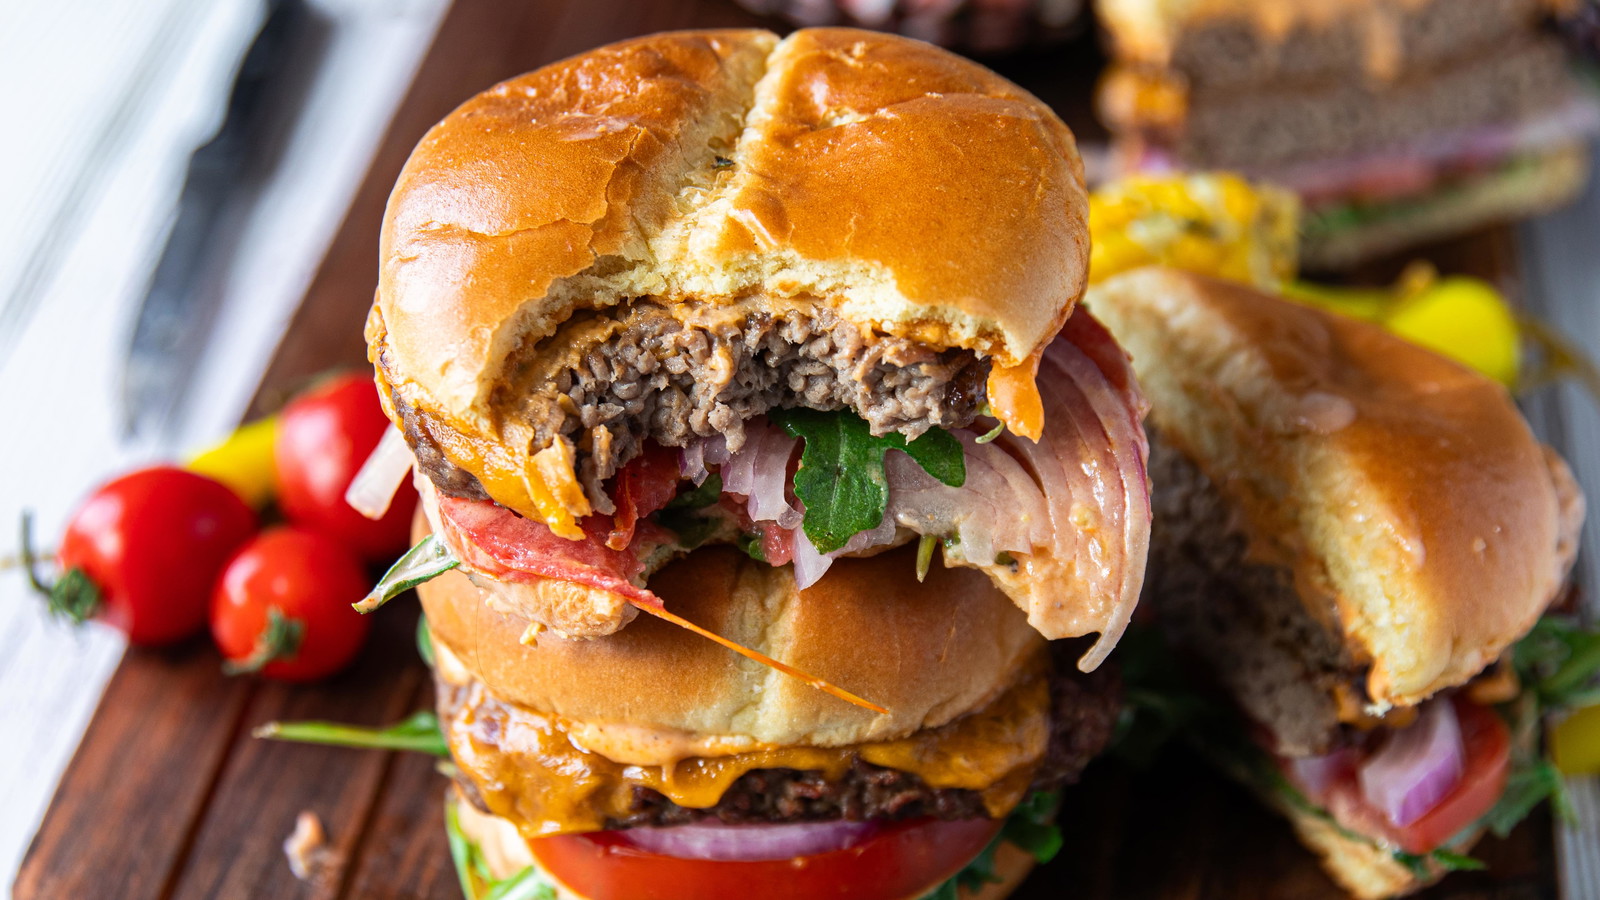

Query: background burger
[346,27,1152,899]
[1090,267,1589,898]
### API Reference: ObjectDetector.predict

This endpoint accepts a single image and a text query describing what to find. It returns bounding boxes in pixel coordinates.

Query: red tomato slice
[530,818,1001,900]
[1391,699,1511,853]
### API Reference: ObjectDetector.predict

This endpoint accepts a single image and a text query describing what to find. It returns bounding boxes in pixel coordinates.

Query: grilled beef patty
[1144,431,1363,756]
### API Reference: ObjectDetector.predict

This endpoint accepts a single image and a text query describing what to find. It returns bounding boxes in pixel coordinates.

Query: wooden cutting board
[12,1,1558,898]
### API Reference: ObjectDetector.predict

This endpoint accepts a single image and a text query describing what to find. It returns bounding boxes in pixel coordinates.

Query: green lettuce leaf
[447,801,558,900]
[920,791,1063,900]
[768,409,964,554]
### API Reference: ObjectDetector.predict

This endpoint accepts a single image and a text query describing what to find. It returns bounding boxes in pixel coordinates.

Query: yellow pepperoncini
[186,416,279,508]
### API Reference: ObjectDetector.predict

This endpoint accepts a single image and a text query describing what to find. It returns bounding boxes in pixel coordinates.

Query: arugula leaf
[416,615,436,667]
[735,531,767,562]
[918,792,1063,899]
[666,473,722,510]
[768,409,964,554]
[1001,792,1064,864]
[254,711,449,757]
[1514,615,1600,708]
[355,534,460,613]
[1476,758,1570,838]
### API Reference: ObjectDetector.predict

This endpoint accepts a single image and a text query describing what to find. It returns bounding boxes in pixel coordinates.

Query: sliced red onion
[1286,748,1357,804]
[622,820,877,862]
[748,430,802,529]
[691,424,803,530]
[1359,700,1466,828]
[789,527,834,589]
[991,313,1150,668]
[680,441,708,485]
[344,427,414,520]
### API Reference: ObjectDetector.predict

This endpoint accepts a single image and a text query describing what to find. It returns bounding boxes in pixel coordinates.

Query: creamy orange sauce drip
[986,357,1044,441]
[447,674,1051,839]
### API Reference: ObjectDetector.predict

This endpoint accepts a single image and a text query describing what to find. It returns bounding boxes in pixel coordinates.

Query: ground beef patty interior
[396,299,990,511]
[1144,430,1366,756]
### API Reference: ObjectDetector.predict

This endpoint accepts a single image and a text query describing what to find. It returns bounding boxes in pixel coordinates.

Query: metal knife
[120,0,315,443]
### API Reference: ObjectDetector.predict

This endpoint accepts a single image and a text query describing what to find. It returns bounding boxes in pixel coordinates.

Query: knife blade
[120,0,314,444]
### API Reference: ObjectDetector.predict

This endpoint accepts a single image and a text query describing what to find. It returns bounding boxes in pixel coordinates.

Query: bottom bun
[1301,142,1587,270]
[1280,801,1484,900]
[451,794,1035,900]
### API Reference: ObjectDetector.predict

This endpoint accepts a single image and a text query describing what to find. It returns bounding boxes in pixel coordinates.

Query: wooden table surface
[11,1,1562,898]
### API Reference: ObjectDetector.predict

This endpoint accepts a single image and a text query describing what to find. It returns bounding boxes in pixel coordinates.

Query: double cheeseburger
[1094,0,1598,268]
[1090,268,1587,898]
[355,28,1151,899]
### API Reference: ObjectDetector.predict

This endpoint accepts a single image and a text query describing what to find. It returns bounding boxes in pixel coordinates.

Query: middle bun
[420,542,1046,748]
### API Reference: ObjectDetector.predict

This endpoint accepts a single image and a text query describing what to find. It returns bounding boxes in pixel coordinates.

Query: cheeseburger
[1094,0,1597,269]
[1090,268,1588,898]
[350,28,1151,899]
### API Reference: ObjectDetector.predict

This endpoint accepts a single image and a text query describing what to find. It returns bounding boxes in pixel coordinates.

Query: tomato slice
[530,818,1002,900]
[1391,699,1511,853]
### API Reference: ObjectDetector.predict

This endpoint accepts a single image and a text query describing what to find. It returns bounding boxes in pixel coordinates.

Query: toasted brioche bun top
[1088,268,1584,708]
[420,540,1046,748]
[374,27,1087,431]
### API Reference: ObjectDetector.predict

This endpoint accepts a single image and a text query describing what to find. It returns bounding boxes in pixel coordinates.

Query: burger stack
[358,28,1151,900]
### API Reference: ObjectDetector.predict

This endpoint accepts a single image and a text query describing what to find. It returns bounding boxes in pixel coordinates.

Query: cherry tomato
[48,467,256,646]
[211,527,372,681]
[1391,699,1512,853]
[274,373,418,561]
[530,817,1001,900]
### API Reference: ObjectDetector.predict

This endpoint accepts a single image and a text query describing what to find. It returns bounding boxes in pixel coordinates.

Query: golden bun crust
[376,27,1087,430]
[453,794,1034,899]
[1088,268,1584,709]
[419,541,1046,748]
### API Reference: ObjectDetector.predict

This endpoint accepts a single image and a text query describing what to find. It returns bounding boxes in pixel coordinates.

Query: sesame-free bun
[373,27,1087,433]
[419,540,1047,748]
[1088,268,1584,709]
[452,794,1036,899]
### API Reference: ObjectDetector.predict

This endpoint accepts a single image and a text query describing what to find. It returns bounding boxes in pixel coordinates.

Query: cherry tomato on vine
[41,466,257,646]
[211,527,372,682]
[274,373,417,561]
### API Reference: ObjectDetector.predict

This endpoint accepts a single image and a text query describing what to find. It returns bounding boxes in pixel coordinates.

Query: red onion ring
[621,820,878,862]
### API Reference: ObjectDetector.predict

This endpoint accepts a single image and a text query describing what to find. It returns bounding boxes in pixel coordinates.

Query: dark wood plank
[163,607,428,900]
[12,641,255,899]
[337,694,460,900]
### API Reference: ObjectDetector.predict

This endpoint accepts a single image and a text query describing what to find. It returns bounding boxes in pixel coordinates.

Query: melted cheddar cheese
[446,673,1052,839]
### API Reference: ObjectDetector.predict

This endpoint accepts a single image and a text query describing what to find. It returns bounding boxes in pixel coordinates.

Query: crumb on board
[284,810,333,881]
